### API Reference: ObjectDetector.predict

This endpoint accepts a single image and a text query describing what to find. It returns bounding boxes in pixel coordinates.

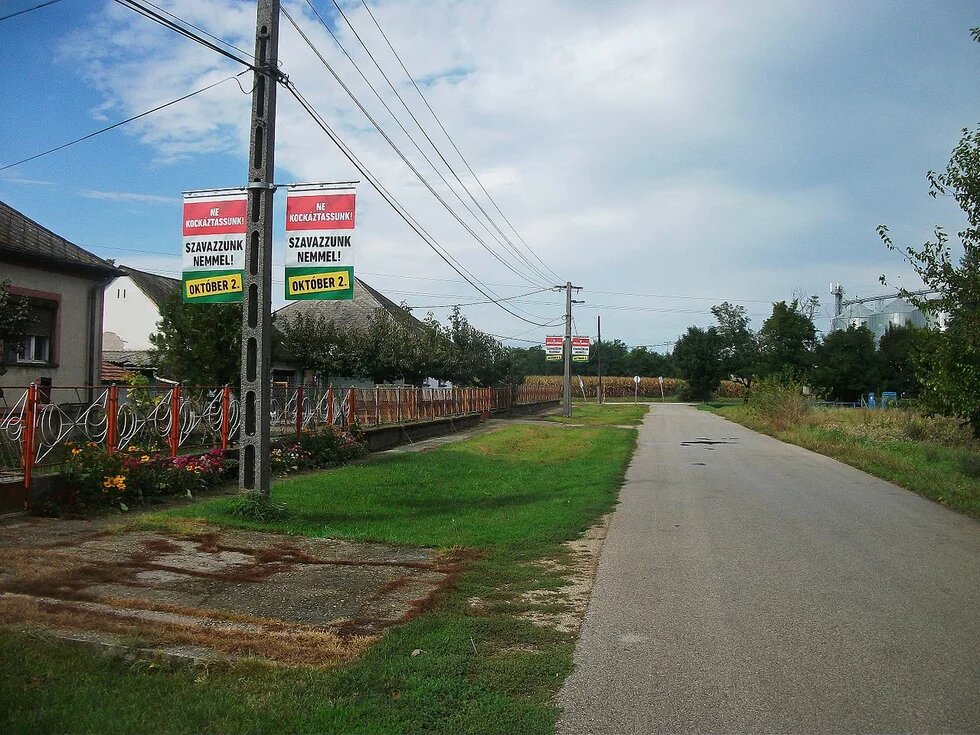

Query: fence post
[374,387,380,426]
[347,387,355,426]
[327,386,334,426]
[221,385,232,450]
[106,384,119,453]
[295,384,304,438]
[169,385,181,458]
[21,382,38,507]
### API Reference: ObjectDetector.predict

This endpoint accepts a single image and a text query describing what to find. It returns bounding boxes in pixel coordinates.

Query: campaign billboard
[284,184,355,300]
[181,190,247,303]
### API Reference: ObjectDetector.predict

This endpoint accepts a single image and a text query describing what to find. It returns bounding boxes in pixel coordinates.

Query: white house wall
[102,275,162,351]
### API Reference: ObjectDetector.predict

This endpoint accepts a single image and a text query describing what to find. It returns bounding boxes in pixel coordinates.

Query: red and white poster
[572,336,590,362]
[284,184,356,301]
[545,335,563,361]
[181,190,247,303]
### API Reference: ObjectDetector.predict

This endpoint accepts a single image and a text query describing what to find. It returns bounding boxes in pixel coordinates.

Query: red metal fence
[0,382,561,491]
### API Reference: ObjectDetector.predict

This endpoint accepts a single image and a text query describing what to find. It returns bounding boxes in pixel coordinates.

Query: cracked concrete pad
[0,524,466,665]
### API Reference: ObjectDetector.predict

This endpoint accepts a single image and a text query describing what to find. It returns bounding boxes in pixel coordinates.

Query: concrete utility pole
[560,281,583,417]
[597,314,603,405]
[240,0,280,495]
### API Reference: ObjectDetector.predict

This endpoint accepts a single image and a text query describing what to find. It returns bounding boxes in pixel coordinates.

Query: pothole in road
[680,439,736,446]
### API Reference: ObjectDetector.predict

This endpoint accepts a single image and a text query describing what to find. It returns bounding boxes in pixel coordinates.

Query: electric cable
[283,80,558,326]
[0,0,66,22]
[0,71,248,171]
[302,0,554,286]
[281,6,546,289]
[112,0,258,72]
[357,0,563,284]
[320,0,558,286]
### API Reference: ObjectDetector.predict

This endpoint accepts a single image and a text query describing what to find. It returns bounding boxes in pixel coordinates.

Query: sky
[1,0,978,352]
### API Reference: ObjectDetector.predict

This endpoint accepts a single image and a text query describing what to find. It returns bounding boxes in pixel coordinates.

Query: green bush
[297,425,367,467]
[747,376,808,430]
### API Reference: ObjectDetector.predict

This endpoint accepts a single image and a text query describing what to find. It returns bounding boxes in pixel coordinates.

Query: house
[0,199,119,392]
[102,265,181,382]
[272,276,433,387]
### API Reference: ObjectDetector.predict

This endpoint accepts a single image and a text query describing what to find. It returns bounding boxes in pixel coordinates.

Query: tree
[877,324,924,398]
[276,311,359,380]
[878,123,980,434]
[711,301,758,394]
[810,325,878,402]
[625,346,674,379]
[0,279,31,376]
[672,326,725,400]
[757,300,817,381]
[150,294,241,385]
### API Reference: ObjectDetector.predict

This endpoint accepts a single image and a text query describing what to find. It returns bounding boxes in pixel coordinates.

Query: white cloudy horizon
[2,0,977,348]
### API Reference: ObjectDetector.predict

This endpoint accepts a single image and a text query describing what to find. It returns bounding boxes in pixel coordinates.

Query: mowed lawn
[545,402,648,427]
[1,422,637,735]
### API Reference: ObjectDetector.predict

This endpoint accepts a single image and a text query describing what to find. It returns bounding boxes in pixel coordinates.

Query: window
[4,298,57,364]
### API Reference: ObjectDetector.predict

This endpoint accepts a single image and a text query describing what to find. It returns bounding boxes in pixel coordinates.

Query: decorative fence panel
[0,382,561,490]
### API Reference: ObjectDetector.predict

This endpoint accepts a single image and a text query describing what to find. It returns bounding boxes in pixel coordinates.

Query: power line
[112,0,258,72]
[412,287,552,309]
[282,80,557,326]
[105,0,554,325]
[357,0,563,285]
[320,0,558,286]
[0,0,66,23]
[281,6,547,290]
[0,72,248,171]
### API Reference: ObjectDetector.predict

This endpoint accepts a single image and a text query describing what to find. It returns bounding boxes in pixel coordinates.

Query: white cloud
[81,190,178,204]
[55,0,970,347]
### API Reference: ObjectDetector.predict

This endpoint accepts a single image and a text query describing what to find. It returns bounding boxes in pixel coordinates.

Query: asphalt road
[558,404,980,734]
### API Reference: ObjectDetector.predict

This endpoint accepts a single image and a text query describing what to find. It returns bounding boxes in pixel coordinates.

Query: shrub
[297,425,367,467]
[226,491,291,522]
[748,376,808,431]
[46,445,232,515]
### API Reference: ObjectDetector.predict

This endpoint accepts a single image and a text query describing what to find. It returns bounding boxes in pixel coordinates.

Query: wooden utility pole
[240,0,280,495]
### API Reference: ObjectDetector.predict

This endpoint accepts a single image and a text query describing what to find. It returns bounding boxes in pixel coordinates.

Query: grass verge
[545,403,648,426]
[1,422,636,734]
[711,404,980,518]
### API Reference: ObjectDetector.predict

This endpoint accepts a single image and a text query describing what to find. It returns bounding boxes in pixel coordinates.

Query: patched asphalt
[558,403,980,734]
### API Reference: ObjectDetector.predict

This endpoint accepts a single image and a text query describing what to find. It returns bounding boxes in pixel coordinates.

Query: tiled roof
[119,265,180,307]
[273,277,423,332]
[101,362,133,383]
[0,199,119,276]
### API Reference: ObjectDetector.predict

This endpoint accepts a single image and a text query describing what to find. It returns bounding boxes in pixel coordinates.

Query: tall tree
[877,324,924,398]
[276,311,359,380]
[811,325,878,402]
[878,123,980,434]
[711,301,758,394]
[757,300,817,381]
[150,294,241,385]
[673,326,725,400]
[0,279,31,376]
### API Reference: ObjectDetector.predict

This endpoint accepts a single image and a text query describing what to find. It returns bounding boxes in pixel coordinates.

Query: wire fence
[0,382,561,489]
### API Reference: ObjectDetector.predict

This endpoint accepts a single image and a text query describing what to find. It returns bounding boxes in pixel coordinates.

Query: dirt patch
[515,515,610,634]
[0,525,470,666]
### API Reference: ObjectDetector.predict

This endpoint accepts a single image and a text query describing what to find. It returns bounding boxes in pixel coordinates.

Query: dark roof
[0,199,119,277]
[119,265,180,307]
[103,349,156,367]
[273,277,423,332]
[101,362,133,383]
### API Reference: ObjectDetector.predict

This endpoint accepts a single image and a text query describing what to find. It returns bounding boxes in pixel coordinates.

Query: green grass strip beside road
[709,404,980,519]
[1,420,638,735]
[545,402,648,426]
